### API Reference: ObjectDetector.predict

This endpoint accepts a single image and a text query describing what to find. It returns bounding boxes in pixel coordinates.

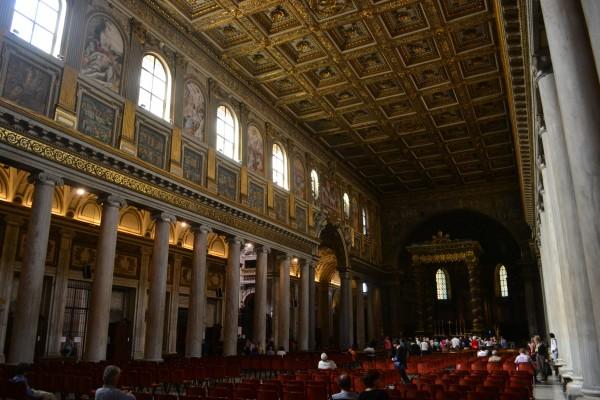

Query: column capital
[226,235,244,247]
[27,172,63,187]
[277,254,291,262]
[255,245,271,255]
[59,228,75,239]
[191,224,212,235]
[140,246,153,256]
[152,212,176,224]
[98,194,127,209]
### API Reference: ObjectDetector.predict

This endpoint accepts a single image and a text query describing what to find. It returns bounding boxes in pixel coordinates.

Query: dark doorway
[176,307,188,356]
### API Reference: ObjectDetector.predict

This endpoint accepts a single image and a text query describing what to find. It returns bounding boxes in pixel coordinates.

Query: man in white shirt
[514,348,533,365]
[451,336,461,349]
[318,353,337,370]
[420,339,430,354]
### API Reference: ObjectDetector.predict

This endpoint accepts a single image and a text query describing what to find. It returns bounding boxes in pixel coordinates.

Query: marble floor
[534,375,565,400]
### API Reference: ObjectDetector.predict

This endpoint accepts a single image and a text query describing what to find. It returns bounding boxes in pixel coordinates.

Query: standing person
[10,364,56,400]
[549,333,558,364]
[420,338,429,355]
[358,370,389,400]
[384,336,393,357]
[392,340,410,384]
[95,365,135,400]
[332,374,359,400]
[535,336,549,382]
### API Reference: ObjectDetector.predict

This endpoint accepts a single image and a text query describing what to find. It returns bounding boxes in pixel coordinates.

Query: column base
[582,385,600,398]
[567,379,585,400]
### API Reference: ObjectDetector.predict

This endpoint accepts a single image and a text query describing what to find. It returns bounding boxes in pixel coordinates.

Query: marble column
[317,283,331,347]
[223,236,242,356]
[133,246,151,359]
[339,268,354,349]
[372,286,383,339]
[539,163,581,381]
[84,195,126,361]
[308,260,316,350]
[540,7,600,396]
[298,260,310,351]
[466,257,483,335]
[366,285,376,343]
[144,212,175,361]
[252,245,269,353]
[538,71,597,381]
[581,0,600,83]
[270,274,279,347]
[46,230,74,357]
[8,172,62,364]
[0,215,23,363]
[355,278,365,348]
[278,255,291,351]
[185,225,210,358]
[167,255,183,354]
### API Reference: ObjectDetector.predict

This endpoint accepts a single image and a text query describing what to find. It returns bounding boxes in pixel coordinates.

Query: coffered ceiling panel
[153,0,517,193]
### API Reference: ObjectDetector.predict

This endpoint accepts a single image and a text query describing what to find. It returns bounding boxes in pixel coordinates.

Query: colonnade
[1,174,324,364]
[535,1,600,398]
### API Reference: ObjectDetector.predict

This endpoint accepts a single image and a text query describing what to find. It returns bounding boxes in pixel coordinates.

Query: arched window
[10,0,66,56]
[216,105,240,161]
[138,54,171,120]
[343,193,350,219]
[361,207,368,235]
[272,143,288,189]
[310,169,319,200]
[435,269,450,300]
[497,265,509,297]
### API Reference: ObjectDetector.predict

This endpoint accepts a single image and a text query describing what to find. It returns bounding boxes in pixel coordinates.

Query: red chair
[500,394,528,400]
[467,392,499,400]
[209,387,233,398]
[306,384,328,400]
[7,381,28,400]
[282,391,305,400]
[256,390,278,400]
[233,387,256,400]
[436,391,462,400]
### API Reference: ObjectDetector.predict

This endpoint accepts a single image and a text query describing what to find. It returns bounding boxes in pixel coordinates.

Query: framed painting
[114,254,138,279]
[182,80,206,140]
[183,146,204,185]
[2,54,52,115]
[218,165,238,201]
[247,125,264,174]
[77,93,116,145]
[248,181,265,212]
[296,205,307,233]
[81,14,125,92]
[292,157,306,200]
[137,125,166,168]
[274,193,288,222]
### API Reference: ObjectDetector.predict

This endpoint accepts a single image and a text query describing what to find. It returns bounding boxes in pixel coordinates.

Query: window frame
[310,169,319,200]
[497,264,509,298]
[138,53,172,121]
[10,0,67,57]
[435,268,450,301]
[271,142,288,190]
[215,104,240,162]
[361,207,368,236]
[342,193,350,219]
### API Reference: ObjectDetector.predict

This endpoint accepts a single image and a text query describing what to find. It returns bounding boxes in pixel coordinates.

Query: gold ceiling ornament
[295,39,312,53]
[270,6,288,23]
[309,0,351,16]
[222,24,237,37]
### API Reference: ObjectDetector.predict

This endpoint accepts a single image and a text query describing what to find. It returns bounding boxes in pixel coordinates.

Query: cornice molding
[493,0,534,227]
[0,105,317,256]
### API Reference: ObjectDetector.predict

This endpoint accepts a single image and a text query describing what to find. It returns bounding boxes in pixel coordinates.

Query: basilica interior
[0,0,599,399]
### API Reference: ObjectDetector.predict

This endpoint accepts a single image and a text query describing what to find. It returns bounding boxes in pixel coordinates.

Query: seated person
[318,352,337,370]
[488,350,502,363]
[276,346,286,357]
[514,348,534,365]
[332,374,358,400]
[477,349,489,357]
[95,365,135,400]
[358,370,389,400]
[363,341,377,358]
[10,363,56,400]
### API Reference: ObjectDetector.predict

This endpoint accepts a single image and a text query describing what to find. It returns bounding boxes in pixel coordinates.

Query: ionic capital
[28,172,63,187]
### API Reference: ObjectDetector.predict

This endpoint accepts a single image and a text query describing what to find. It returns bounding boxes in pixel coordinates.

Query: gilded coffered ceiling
[152,0,517,194]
